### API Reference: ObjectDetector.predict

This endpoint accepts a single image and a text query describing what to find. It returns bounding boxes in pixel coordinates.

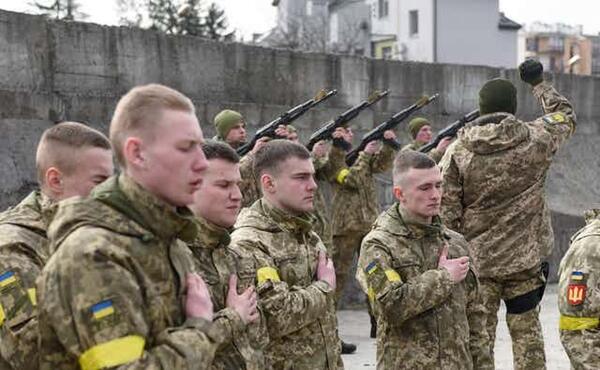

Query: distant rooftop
[498,13,522,31]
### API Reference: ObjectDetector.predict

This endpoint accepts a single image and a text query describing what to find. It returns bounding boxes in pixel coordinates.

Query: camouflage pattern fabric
[0,191,56,369]
[401,140,444,163]
[188,217,268,370]
[331,231,366,303]
[558,209,600,369]
[330,143,395,236]
[440,81,576,279]
[357,204,492,370]
[479,267,546,370]
[239,153,261,209]
[229,199,343,370]
[36,175,222,369]
[312,145,347,254]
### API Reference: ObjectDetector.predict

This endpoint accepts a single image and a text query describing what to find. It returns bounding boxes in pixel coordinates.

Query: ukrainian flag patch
[543,112,567,125]
[571,271,585,281]
[0,271,17,288]
[365,261,378,275]
[91,300,115,320]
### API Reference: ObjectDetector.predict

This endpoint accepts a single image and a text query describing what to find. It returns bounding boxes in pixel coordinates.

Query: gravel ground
[338,284,570,369]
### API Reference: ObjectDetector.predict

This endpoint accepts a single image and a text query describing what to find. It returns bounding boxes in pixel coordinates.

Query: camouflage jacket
[331,143,396,235]
[0,191,56,369]
[401,140,444,163]
[188,217,267,370]
[229,200,343,370]
[559,209,600,323]
[37,175,222,370]
[357,204,491,370]
[239,154,261,209]
[440,82,576,278]
[312,146,347,253]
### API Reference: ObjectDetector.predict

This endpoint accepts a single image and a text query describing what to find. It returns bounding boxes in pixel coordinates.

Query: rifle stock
[419,109,480,153]
[345,94,439,166]
[237,89,337,156]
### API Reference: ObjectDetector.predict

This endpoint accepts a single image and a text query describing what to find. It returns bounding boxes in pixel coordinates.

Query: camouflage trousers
[560,329,600,370]
[332,230,368,305]
[480,266,547,370]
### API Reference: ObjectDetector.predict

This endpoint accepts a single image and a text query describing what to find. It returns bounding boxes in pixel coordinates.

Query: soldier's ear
[123,137,146,170]
[260,173,275,194]
[393,186,404,203]
[45,167,64,196]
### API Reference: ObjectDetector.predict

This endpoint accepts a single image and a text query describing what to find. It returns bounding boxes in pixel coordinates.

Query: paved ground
[338,284,570,369]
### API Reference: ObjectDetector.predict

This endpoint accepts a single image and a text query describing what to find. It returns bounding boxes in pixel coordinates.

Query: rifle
[419,109,480,153]
[345,94,439,166]
[306,90,389,151]
[237,89,338,156]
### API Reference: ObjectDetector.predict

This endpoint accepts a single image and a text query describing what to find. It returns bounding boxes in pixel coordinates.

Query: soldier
[37,84,221,369]
[214,109,247,150]
[329,125,397,341]
[357,151,491,369]
[440,59,576,369]
[401,117,451,163]
[558,209,600,369]
[230,140,343,370]
[0,122,113,370]
[187,140,266,369]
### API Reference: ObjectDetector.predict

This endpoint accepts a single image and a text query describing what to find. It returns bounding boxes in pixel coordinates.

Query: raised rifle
[419,109,480,153]
[306,90,389,151]
[346,94,439,166]
[237,89,338,156]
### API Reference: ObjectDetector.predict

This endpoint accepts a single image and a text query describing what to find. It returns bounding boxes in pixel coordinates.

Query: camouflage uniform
[357,204,492,369]
[312,145,347,254]
[440,81,576,369]
[0,191,56,369]
[401,140,444,163]
[229,199,343,370]
[37,175,223,369]
[188,217,267,370]
[558,209,600,369]
[330,143,396,301]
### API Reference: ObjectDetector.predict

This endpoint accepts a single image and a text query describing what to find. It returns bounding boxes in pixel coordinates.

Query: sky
[0,0,598,38]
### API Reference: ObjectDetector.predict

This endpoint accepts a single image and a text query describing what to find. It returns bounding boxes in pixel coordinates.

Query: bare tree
[116,0,144,27]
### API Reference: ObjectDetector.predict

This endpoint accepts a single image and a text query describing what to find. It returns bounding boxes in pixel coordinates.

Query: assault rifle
[237,89,337,156]
[306,90,389,151]
[346,94,439,166]
[419,109,480,153]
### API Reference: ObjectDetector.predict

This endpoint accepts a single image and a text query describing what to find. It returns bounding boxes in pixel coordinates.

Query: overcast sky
[0,0,598,39]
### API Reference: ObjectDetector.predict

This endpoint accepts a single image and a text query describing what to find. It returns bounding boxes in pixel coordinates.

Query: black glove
[519,59,544,86]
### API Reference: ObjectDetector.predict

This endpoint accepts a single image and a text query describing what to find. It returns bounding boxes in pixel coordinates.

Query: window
[382,46,392,59]
[378,0,389,18]
[409,10,419,36]
[526,37,538,52]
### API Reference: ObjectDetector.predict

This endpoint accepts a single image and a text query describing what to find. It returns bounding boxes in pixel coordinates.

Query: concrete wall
[1,9,600,303]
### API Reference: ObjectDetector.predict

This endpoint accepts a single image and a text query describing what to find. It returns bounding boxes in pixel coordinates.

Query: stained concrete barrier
[1,10,598,298]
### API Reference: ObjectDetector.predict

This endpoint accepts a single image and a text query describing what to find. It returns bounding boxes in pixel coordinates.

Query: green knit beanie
[479,78,517,115]
[214,109,243,139]
[408,117,431,139]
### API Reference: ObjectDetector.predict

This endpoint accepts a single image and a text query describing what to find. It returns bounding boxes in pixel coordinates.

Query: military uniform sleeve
[428,148,444,164]
[239,154,261,208]
[0,242,44,369]
[532,82,576,152]
[37,234,221,369]
[464,267,494,370]
[335,151,372,189]
[440,147,464,232]
[358,237,455,325]
[315,146,347,183]
[231,240,331,339]
[370,142,396,174]
[211,308,245,347]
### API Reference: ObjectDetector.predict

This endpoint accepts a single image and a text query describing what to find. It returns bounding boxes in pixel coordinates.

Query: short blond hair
[36,122,111,185]
[109,84,195,167]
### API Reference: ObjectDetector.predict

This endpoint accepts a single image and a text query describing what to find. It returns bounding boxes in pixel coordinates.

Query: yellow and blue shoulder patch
[571,271,585,281]
[365,261,378,275]
[0,271,17,289]
[90,300,115,320]
[542,112,567,125]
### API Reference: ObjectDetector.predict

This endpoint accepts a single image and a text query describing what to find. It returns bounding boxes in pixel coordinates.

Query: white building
[368,0,521,68]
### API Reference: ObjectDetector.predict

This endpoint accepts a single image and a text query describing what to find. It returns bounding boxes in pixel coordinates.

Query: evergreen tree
[32,0,87,21]
[147,0,179,34]
[203,2,234,41]
[176,0,204,36]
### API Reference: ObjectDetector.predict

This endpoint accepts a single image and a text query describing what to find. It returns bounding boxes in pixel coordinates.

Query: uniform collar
[261,198,314,235]
[192,216,231,249]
